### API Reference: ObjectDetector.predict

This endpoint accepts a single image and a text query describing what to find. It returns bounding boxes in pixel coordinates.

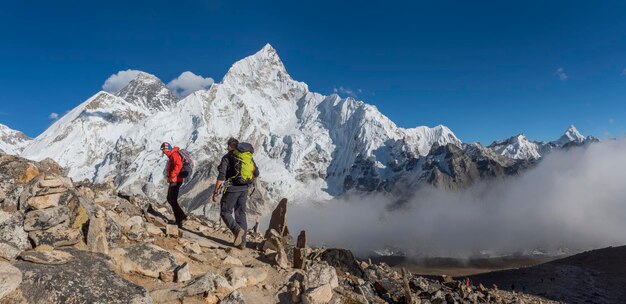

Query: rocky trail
[0,153,562,303]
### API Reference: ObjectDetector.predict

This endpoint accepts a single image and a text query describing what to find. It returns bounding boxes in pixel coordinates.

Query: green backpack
[232,142,256,185]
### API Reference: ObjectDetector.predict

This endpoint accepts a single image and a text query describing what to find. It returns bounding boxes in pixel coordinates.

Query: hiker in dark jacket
[212,137,259,249]
[161,142,188,228]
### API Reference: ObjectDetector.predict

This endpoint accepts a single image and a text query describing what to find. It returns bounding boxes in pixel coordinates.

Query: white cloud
[556,67,568,81]
[609,118,615,124]
[167,71,214,98]
[333,86,360,98]
[48,112,59,120]
[622,68,626,75]
[102,69,142,93]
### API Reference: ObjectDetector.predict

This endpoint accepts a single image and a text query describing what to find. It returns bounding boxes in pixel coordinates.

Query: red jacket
[165,146,184,183]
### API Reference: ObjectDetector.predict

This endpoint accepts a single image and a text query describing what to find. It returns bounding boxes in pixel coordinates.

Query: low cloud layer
[288,139,626,258]
[167,71,214,98]
[102,69,142,93]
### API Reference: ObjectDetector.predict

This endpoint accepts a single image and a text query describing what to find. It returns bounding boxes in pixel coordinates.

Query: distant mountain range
[0,44,598,216]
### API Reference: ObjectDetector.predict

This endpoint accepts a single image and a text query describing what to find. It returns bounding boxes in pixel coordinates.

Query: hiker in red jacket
[161,142,188,227]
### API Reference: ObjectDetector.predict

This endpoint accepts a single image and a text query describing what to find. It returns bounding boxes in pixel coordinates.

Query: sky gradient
[1,0,625,144]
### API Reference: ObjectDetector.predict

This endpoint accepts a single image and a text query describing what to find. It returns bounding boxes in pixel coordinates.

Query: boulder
[87,212,109,254]
[166,224,179,237]
[110,243,176,278]
[0,261,22,301]
[0,210,30,251]
[14,249,152,303]
[265,198,288,238]
[150,272,233,303]
[184,242,203,255]
[26,192,64,210]
[302,284,334,304]
[0,158,39,184]
[262,230,289,269]
[23,205,69,231]
[145,222,163,235]
[223,256,244,266]
[0,242,21,260]
[39,176,64,188]
[28,225,82,247]
[175,262,191,283]
[19,249,74,265]
[180,229,225,249]
[225,266,269,290]
[125,215,144,229]
[221,291,246,304]
[320,248,364,278]
[105,212,123,248]
[304,262,339,291]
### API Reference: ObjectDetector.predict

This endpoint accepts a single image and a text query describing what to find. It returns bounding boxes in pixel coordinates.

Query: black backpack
[178,149,194,178]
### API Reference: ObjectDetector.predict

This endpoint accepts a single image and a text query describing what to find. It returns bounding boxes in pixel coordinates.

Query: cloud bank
[287,139,626,258]
[167,71,214,98]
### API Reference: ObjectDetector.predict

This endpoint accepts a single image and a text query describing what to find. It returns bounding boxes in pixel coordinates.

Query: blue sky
[1,0,625,144]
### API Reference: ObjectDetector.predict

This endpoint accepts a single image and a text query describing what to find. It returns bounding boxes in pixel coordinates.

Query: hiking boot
[237,241,247,250]
[233,228,245,247]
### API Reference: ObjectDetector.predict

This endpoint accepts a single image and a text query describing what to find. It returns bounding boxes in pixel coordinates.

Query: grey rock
[88,212,109,254]
[150,272,233,303]
[0,241,21,260]
[23,205,69,231]
[304,262,339,290]
[15,248,152,304]
[175,262,191,283]
[225,266,269,290]
[320,248,364,278]
[28,225,82,247]
[105,212,123,248]
[0,210,30,250]
[221,290,246,304]
[19,249,74,265]
[110,243,176,278]
[0,261,22,301]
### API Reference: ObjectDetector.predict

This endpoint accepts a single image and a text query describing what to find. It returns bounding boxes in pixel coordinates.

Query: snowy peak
[0,123,31,155]
[488,133,542,160]
[221,44,306,93]
[115,71,178,112]
[554,125,586,146]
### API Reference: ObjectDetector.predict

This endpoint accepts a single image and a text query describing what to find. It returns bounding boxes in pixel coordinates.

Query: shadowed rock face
[14,249,152,304]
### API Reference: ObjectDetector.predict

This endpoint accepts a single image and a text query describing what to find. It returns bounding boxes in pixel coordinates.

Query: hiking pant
[166,182,187,224]
[220,190,248,242]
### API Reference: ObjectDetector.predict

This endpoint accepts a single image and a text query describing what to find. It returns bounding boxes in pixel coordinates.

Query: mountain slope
[0,123,31,155]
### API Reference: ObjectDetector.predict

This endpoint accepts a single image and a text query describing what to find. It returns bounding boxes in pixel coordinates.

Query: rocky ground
[0,153,562,304]
[469,246,626,304]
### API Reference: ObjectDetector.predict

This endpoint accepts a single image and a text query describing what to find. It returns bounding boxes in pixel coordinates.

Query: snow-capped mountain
[489,134,547,160]
[20,44,462,215]
[0,123,31,155]
[16,44,600,216]
[21,72,175,181]
[488,125,597,160]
